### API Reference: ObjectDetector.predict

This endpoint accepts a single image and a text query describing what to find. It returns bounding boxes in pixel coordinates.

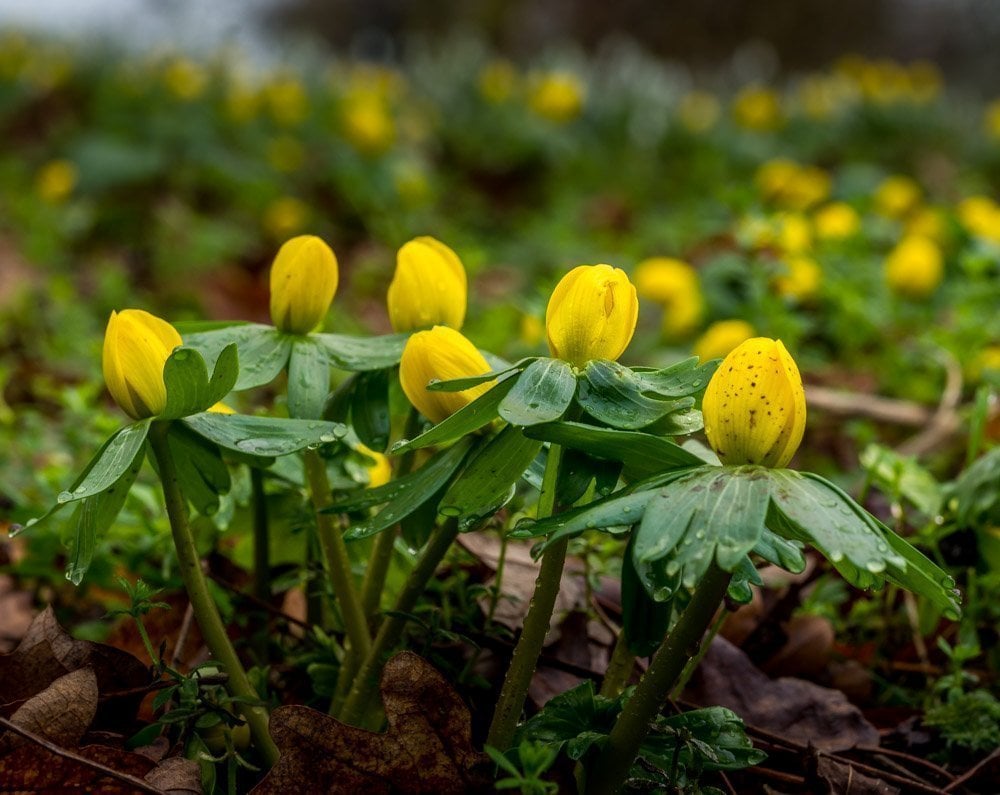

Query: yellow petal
[102,309,182,419]
[387,236,467,332]
[399,326,494,424]
[702,337,807,468]
[545,264,638,367]
[269,235,338,334]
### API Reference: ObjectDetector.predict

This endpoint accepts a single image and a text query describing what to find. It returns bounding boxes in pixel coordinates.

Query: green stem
[586,563,732,795]
[303,448,372,660]
[250,467,270,662]
[359,410,420,621]
[133,615,160,669]
[486,443,566,751]
[599,629,635,699]
[338,517,461,726]
[148,422,279,767]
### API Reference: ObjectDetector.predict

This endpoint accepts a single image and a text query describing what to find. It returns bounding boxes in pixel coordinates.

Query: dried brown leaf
[0,742,155,793]
[812,755,900,794]
[144,756,201,795]
[0,668,98,754]
[687,637,880,752]
[252,651,489,795]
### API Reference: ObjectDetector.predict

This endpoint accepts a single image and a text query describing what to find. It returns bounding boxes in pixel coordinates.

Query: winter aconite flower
[874,175,921,219]
[813,202,860,240]
[269,235,339,334]
[35,159,78,204]
[773,257,822,302]
[702,337,806,468]
[399,326,494,424]
[387,236,467,332]
[102,309,183,420]
[545,264,638,367]
[633,257,704,339]
[528,70,585,123]
[884,235,943,299]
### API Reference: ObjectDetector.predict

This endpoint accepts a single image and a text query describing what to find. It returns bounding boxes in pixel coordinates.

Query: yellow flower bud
[884,235,943,299]
[268,235,339,334]
[813,202,860,240]
[545,264,638,367]
[102,309,183,420]
[692,320,755,362]
[387,237,467,332]
[702,337,807,468]
[399,326,494,424]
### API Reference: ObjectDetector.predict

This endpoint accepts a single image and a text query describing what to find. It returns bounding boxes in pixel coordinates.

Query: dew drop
[318,433,337,443]
[865,560,886,573]
[694,529,706,540]
[57,492,73,504]
[173,350,189,360]
[829,549,844,562]
[439,505,462,517]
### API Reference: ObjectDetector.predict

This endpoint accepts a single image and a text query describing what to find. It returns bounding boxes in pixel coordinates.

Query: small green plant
[486,741,561,794]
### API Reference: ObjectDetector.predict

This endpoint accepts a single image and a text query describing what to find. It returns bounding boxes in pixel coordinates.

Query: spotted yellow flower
[693,320,756,362]
[399,326,494,424]
[103,309,183,420]
[387,236,467,332]
[702,337,806,468]
[545,264,638,367]
[884,236,943,299]
[269,235,339,334]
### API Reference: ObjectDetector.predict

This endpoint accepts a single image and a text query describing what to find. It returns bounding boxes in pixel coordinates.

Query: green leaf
[727,557,764,604]
[342,438,477,540]
[58,421,152,507]
[860,443,943,517]
[184,323,291,391]
[621,537,672,656]
[439,426,543,527]
[64,450,144,585]
[578,360,695,430]
[392,376,518,453]
[768,470,904,590]
[498,358,577,427]
[634,466,771,589]
[182,413,345,458]
[953,447,1000,527]
[427,358,535,392]
[287,337,330,420]
[167,424,232,516]
[879,521,962,618]
[351,369,391,452]
[752,528,806,573]
[630,357,720,397]
[331,439,474,512]
[314,332,408,371]
[522,421,704,480]
[160,344,238,420]
[555,448,622,507]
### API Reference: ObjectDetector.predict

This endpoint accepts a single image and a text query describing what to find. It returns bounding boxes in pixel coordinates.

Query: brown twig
[170,602,194,669]
[0,715,165,794]
[805,385,934,426]
[209,573,311,630]
[897,350,964,457]
[943,746,1000,793]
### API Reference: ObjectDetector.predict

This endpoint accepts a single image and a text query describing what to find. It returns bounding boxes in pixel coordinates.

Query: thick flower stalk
[103,309,182,419]
[399,326,493,422]
[387,236,467,332]
[269,235,339,334]
[702,337,807,468]
[545,264,638,367]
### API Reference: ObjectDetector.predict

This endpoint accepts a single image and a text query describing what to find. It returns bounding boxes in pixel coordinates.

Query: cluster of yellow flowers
[102,233,808,475]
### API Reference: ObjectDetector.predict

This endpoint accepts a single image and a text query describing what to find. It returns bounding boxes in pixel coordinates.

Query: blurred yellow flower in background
[756,159,831,210]
[874,175,921,218]
[262,197,309,239]
[884,235,943,299]
[957,196,1000,244]
[341,92,395,156]
[356,443,392,488]
[528,70,585,123]
[387,237,467,332]
[264,75,309,127]
[633,257,704,338]
[35,159,78,204]
[693,319,756,362]
[479,60,518,104]
[677,90,720,133]
[813,202,860,240]
[986,99,1000,140]
[776,213,813,255]
[773,257,822,301]
[162,57,207,101]
[266,135,306,173]
[732,86,783,131]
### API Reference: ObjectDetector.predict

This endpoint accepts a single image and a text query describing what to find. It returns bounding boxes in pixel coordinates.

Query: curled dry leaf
[0,667,98,755]
[252,651,490,795]
[0,607,149,729]
[0,742,155,794]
